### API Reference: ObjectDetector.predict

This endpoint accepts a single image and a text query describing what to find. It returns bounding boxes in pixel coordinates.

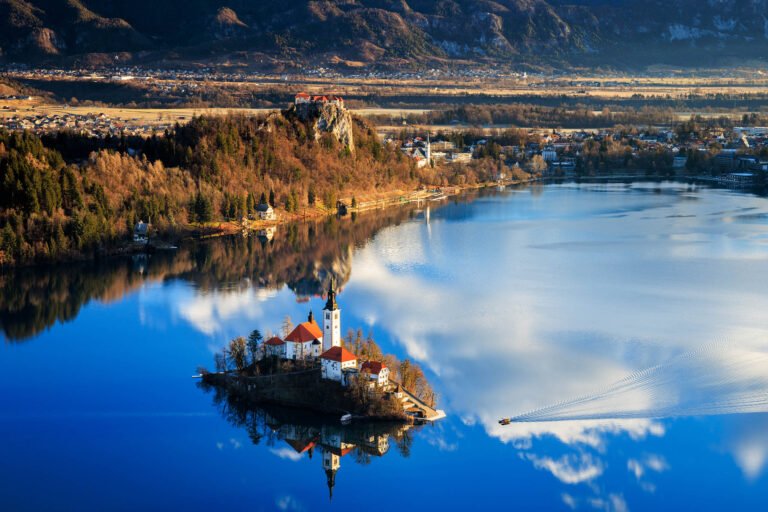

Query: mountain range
[1,0,768,69]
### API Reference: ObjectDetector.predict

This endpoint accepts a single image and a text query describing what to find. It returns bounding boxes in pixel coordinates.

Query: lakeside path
[190,178,537,241]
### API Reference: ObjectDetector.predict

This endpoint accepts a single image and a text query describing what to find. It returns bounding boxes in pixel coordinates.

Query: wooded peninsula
[0,102,514,266]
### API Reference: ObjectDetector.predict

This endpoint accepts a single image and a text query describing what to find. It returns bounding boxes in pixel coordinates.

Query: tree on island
[247,329,263,363]
[281,315,294,338]
[214,352,228,373]
[227,336,248,371]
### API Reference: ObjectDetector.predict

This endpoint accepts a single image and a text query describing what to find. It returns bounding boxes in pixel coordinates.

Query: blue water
[3,181,768,511]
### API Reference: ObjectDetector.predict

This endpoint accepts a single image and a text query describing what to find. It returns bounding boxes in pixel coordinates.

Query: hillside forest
[0,109,508,266]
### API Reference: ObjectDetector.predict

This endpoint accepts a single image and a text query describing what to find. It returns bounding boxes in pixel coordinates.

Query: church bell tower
[322,278,341,351]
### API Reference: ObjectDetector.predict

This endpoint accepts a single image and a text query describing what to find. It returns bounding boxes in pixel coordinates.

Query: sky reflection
[6,182,766,510]
[165,183,768,455]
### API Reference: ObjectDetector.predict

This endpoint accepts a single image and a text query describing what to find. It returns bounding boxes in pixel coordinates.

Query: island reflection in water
[198,378,419,502]
[0,201,426,342]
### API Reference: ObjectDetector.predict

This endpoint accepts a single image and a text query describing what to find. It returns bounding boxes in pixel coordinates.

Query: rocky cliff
[293,102,355,153]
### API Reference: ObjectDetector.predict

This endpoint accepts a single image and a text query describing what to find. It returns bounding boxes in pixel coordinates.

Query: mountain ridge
[1,0,767,69]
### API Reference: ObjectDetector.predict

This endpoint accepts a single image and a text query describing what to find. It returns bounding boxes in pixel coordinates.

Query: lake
[2,181,768,511]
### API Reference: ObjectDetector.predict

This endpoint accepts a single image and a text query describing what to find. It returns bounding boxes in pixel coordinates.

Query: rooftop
[285,321,323,343]
[320,346,358,363]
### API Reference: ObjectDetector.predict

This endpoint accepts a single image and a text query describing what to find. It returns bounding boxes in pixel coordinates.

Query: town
[2,84,766,188]
[392,127,768,186]
[0,110,174,138]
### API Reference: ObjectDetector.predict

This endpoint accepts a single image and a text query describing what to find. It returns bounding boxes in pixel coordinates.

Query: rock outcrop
[292,102,355,153]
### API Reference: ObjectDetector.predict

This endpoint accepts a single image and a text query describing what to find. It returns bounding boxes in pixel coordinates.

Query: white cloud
[728,415,768,480]
[524,453,603,484]
[342,187,768,452]
[270,447,304,461]
[424,432,458,452]
[627,454,668,480]
[588,493,628,512]
[275,495,303,511]
[627,454,668,493]
[732,443,766,480]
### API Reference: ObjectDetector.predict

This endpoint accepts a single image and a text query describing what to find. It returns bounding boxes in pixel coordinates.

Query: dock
[389,378,446,422]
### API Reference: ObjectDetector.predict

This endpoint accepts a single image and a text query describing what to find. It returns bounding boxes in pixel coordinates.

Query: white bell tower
[322,278,341,351]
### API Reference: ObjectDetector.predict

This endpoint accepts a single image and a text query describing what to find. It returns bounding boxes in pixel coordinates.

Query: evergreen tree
[195,192,213,222]
[247,329,263,364]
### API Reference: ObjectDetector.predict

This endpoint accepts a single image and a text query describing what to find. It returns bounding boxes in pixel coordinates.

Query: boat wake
[509,342,768,423]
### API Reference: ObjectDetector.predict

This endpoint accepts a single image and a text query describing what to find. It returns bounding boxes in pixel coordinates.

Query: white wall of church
[322,309,341,351]
[322,359,342,381]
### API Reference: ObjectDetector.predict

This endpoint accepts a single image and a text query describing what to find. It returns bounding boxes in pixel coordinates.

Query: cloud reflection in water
[166,183,768,502]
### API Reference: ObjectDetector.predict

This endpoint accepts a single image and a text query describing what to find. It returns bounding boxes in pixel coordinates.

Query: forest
[0,200,445,341]
[0,108,486,266]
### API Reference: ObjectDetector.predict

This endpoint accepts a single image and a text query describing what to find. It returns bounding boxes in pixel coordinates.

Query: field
[3,70,768,132]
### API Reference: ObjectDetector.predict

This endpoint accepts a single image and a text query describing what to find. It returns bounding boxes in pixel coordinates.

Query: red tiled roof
[285,439,316,453]
[312,95,328,102]
[265,336,284,346]
[325,445,355,456]
[285,321,323,343]
[295,92,310,99]
[361,361,387,375]
[320,346,358,363]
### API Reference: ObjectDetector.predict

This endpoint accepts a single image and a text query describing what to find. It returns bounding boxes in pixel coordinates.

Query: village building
[257,226,275,242]
[264,336,286,358]
[360,361,390,387]
[294,92,311,104]
[320,346,358,383]
[257,278,401,390]
[293,92,344,107]
[256,203,276,221]
[284,311,324,359]
[133,221,150,243]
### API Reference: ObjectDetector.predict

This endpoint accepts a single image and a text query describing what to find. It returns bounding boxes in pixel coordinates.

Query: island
[198,279,445,423]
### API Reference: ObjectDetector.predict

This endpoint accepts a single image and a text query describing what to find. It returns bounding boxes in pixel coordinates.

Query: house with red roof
[264,336,286,358]
[360,361,390,387]
[320,346,358,383]
[285,311,324,359]
[294,92,311,104]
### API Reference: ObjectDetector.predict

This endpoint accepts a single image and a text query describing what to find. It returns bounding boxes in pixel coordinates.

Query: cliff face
[293,102,355,153]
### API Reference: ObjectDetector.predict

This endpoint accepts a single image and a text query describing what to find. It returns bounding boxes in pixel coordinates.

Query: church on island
[263,279,390,388]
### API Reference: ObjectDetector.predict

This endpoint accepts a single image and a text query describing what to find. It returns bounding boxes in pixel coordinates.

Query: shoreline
[1,177,535,269]
[6,174,755,269]
[201,369,416,424]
